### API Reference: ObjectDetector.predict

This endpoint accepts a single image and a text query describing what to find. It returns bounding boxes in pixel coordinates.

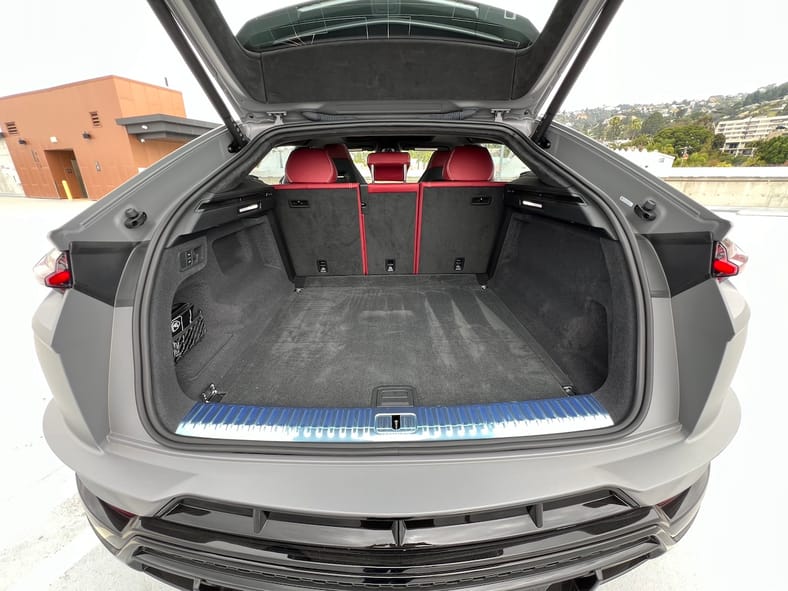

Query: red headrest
[324,143,352,160]
[443,145,495,182]
[367,152,411,182]
[426,150,450,169]
[284,148,337,184]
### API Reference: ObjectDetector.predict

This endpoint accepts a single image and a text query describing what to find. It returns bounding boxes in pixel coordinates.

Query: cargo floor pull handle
[471,196,491,205]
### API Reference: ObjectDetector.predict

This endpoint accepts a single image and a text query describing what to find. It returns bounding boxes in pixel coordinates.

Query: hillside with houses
[557,82,788,167]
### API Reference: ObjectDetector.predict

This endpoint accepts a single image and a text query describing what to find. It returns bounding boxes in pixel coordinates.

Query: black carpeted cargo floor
[221,275,568,407]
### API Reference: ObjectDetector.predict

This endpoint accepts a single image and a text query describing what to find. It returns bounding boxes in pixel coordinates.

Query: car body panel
[31,2,748,585]
[47,126,236,250]
[33,289,114,446]
[543,122,731,240]
[45,391,735,519]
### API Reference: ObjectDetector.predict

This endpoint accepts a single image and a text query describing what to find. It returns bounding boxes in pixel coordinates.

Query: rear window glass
[250,144,528,183]
[481,143,530,181]
[227,0,554,52]
[250,146,296,184]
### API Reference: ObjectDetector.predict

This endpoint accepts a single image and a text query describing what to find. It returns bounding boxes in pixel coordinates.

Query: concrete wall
[663,175,788,208]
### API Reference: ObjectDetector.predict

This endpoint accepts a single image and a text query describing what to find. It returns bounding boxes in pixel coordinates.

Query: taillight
[33,249,73,289]
[106,503,136,520]
[712,238,747,279]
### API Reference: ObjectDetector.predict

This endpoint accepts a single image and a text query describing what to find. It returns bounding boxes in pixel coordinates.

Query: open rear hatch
[151,0,617,122]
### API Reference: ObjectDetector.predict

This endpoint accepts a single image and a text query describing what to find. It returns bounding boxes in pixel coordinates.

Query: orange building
[0,76,215,199]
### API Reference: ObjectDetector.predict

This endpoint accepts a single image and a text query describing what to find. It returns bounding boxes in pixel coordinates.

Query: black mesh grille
[173,311,206,363]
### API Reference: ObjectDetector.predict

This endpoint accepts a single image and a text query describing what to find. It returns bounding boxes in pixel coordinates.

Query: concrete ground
[0,196,785,590]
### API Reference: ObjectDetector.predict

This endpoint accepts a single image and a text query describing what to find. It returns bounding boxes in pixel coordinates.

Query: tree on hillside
[604,116,624,142]
[743,82,788,106]
[652,124,713,156]
[625,117,642,139]
[690,113,716,131]
[750,135,788,165]
[641,112,665,136]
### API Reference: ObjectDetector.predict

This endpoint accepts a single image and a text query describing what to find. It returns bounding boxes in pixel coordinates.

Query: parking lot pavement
[0,196,784,590]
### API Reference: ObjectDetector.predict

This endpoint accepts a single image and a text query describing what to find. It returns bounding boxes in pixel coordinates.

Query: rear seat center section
[362,151,418,274]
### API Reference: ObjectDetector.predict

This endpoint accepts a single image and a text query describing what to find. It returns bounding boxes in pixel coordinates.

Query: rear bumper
[78,471,708,591]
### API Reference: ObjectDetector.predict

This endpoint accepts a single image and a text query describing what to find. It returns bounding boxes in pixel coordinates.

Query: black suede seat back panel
[261,41,516,102]
[274,187,362,276]
[419,186,505,274]
[362,186,417,275]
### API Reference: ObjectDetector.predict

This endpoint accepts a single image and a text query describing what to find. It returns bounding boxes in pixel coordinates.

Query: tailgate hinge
[491,109,511,122]
[267,111,287,126]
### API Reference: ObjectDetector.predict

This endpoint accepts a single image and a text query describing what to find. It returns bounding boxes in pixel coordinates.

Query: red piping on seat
[413,184,423,274]
[356,185,368,275]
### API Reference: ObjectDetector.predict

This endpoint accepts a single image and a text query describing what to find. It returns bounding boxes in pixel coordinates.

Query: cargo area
[195,274,569,408]
[144,145,639,442]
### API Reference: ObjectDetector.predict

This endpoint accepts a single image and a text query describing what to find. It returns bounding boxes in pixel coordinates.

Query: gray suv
[34,1,748,589]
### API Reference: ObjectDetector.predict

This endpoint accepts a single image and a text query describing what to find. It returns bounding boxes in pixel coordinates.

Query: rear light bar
[712,238,747,279]
[106,503,136,520]
[33,249,73,289]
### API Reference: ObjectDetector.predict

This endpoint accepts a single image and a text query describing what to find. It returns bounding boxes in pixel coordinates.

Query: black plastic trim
[187,180,275,234]
[70,242,137,306]
[635,236,670,298]
[645,232,713,296]
[76,472,710,591]
[503,183,614,234]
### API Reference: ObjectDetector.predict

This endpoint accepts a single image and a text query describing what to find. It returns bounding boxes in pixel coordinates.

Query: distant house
[0,76,216,199]
[715,115,788,157]
[613,148,676,174]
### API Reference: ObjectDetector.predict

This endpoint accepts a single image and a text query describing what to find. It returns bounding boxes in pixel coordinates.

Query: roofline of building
[717,114,788,124]
[115,114,217,141]
[0,75,182,101]
[115,114,217,128]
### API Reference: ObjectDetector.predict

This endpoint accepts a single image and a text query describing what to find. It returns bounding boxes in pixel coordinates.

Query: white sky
[1,0,786,122]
